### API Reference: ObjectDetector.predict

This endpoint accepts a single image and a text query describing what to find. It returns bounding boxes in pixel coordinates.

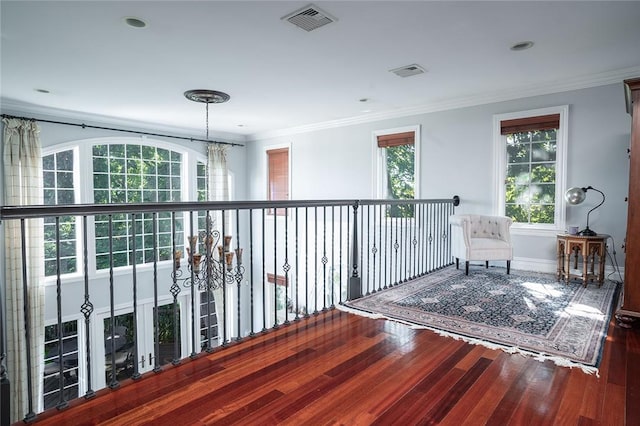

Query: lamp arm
[584,186,605,230]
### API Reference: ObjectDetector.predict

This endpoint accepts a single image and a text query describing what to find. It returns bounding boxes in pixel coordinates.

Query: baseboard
[511,257,556,274]
[482,257,624,281]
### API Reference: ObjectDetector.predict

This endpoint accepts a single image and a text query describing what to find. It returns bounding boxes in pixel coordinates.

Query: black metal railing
[0,196,458,424]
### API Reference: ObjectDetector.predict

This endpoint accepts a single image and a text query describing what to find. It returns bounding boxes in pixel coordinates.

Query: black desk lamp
[564,186,605,236]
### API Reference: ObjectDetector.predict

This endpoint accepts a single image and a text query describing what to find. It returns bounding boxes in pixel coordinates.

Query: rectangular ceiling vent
[389,64,427,78]
[282,4,337,32]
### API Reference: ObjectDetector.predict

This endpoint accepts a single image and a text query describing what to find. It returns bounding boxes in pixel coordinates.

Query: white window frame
[41,137,209,283]
[41,145,83,283]
[42,316,85,410]
[372,125,421,200]
[493,105,569,236]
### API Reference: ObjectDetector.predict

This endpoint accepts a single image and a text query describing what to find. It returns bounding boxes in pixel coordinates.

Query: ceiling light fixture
[184,89,230,140]
[124,17,148,29]
[510,41,534,51]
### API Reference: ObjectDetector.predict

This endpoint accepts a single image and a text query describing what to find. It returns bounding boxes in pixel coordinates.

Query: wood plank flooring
[29,308,639,425]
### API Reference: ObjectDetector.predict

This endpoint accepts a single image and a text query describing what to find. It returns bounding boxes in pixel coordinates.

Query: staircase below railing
[0,196,459,424]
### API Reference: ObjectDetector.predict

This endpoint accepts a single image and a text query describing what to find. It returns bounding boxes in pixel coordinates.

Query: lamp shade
[564,187,587,205]
[564,185,605,236]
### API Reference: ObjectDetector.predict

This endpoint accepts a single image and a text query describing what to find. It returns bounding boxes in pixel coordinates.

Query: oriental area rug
[340,267,619,374]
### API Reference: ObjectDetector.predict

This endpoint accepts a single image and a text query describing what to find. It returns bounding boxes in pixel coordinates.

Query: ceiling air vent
[389,64,427,78]
[282,4,337,32]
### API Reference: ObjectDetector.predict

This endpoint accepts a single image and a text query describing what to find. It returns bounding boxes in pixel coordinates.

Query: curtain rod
[0,113,244,147]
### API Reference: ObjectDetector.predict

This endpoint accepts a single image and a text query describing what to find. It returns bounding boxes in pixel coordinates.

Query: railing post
[1,322,9,426]
[348,201,362,300]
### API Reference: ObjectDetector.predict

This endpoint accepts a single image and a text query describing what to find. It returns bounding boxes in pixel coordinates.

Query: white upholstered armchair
[450,215,513,275]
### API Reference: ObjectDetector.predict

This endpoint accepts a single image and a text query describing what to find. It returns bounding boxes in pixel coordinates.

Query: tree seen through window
[93,144,184,269]
[43,150,77,276]
[505,129,557,224]
[385,143,415,218]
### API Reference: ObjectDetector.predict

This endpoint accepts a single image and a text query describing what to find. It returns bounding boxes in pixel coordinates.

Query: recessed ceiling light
[510,41,534,51]
[124,17,148,29]
[35,88,50,93]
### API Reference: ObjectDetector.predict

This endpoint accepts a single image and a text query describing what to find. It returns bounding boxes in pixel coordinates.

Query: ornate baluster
[169,211,182,361]
[81,215,97,394]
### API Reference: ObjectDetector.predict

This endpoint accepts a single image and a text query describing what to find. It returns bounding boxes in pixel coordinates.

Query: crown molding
[4,65,639,144]
[247,65,640,141]
[0,99,248,144]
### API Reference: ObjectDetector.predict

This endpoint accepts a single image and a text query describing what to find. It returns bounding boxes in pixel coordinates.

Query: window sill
[42,261,177,286]
[510,226,565,238]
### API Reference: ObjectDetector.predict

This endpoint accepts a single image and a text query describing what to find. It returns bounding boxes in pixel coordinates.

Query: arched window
[42,137,212,276]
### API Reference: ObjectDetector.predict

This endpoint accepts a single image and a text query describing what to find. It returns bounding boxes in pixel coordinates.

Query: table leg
[598,245,606,287]
[582,251,589,287]
[556,242,564,281]
[564,249,571,283]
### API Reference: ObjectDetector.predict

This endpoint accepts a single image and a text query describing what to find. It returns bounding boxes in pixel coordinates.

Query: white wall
[246,83,632,271]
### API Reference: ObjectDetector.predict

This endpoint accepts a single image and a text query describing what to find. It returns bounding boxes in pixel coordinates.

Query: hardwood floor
[30,308,639,425]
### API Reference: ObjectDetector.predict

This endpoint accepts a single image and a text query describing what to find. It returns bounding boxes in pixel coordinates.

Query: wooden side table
[556,234,608,287]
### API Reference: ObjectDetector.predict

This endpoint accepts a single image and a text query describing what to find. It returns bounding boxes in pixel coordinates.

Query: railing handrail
[0,196,460,220]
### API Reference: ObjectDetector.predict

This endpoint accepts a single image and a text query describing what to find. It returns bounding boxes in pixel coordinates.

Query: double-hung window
[374,126,420,217]
[494,106,568,234]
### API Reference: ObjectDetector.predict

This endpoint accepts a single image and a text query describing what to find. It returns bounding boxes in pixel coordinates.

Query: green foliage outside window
[385,144,415,218]
[43,150,77,276]
[93,144,184,270]
[505,130,557,224]
[43,144,203,274]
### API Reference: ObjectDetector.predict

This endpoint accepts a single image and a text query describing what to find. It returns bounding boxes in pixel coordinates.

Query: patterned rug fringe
[336,303,600,376]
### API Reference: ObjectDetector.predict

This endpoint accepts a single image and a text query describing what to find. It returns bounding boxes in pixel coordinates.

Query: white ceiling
[2,1,640,141]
